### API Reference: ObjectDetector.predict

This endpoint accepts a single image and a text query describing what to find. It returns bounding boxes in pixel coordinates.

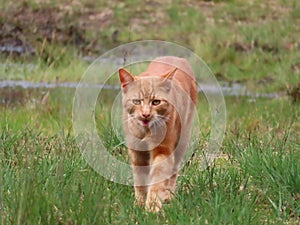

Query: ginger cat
[118,56,197,212]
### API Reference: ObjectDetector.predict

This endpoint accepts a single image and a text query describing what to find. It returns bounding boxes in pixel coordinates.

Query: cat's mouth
[140,119,150,127]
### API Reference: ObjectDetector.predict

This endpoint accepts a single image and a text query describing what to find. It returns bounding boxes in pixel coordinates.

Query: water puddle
[0,80,282,106]
[0,80,118,89]
[0,44,35,55]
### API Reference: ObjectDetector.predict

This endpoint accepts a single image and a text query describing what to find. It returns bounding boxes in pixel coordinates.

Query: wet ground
[0,79,283,107]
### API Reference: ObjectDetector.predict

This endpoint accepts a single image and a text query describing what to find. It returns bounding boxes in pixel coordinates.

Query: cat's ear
[162,68,177,81]
[118,68,135,89]
[161,68,177,92]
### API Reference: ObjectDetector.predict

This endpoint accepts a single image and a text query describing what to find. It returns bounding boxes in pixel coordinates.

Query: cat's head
[118,68,176,128]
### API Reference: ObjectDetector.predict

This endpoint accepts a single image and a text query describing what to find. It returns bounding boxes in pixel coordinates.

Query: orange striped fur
[119,56,197,212]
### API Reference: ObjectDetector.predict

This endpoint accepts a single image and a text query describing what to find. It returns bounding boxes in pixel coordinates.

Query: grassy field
[1,95,299,224]
[0,0,300,224]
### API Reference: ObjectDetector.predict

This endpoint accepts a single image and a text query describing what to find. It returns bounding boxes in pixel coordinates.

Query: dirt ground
[0,3,115,57]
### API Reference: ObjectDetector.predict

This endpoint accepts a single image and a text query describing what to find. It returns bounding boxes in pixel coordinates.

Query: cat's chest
[125,118,170,151]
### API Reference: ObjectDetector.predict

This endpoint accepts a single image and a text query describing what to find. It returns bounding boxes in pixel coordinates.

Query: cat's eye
[132,99,141,105]
[152,99,161,106]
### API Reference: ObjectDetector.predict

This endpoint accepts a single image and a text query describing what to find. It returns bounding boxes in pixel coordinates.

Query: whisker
[123,114,139,123]
[156,115,170,122]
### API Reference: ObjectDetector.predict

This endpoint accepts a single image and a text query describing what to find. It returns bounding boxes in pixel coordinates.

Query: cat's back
[141,56,197,104]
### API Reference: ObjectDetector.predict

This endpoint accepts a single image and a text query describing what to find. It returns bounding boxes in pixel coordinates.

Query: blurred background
[1,0,299,89]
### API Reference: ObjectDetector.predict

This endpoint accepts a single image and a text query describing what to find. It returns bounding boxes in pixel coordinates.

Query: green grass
[1,94,299,224]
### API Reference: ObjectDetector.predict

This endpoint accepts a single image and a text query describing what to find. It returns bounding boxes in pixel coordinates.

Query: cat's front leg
[167,172,178,195]
[129,149,150,206]
[146,152,175,212]
[132,167,149,206]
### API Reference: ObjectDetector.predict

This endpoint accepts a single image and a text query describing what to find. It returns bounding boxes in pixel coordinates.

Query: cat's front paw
[145,197,162,213]
[161,190,174,203]
[134,196,145,207]
[145,188,174,212]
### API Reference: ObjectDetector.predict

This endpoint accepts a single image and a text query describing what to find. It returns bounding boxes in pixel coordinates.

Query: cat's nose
[142,113,150,118]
